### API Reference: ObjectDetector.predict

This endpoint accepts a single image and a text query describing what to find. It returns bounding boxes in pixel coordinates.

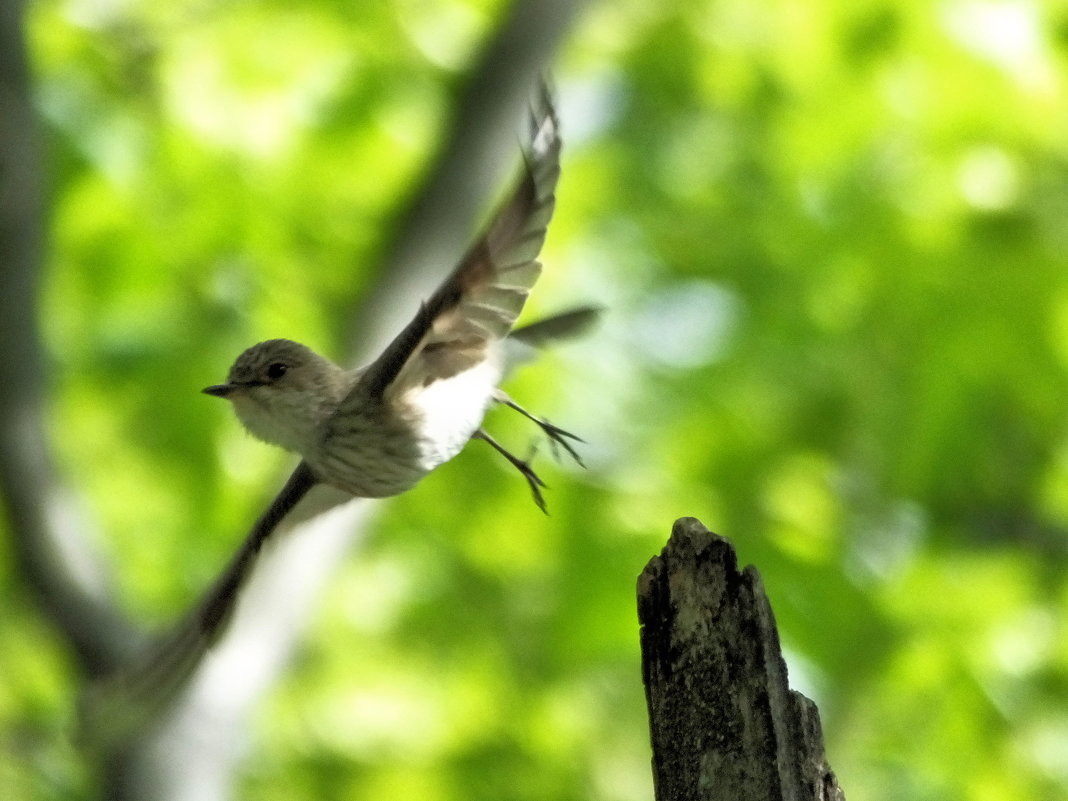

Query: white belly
[404,357,502,470]
[307,354,502,498]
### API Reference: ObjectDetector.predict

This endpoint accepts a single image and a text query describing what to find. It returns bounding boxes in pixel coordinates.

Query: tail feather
[503,305,602,373]
[509,305,602,347]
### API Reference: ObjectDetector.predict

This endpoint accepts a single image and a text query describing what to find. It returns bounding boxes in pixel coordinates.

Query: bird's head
[203,339,345,453]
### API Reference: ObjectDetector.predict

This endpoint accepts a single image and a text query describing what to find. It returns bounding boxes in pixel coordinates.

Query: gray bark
[639,517,845,801]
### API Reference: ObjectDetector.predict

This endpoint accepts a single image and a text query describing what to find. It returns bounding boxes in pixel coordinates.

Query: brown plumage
[79,88,595,753]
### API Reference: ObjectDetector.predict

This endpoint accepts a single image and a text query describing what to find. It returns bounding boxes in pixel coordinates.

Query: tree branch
[346,0,591,355]
[639,517,845,801]
[0,0,139,676]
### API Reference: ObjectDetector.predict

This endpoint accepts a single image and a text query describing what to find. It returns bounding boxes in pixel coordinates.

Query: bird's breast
[403,357,502,468]
[308,357,501,498]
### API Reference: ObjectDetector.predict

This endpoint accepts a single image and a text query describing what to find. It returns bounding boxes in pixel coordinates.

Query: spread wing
[78,462,319,753]
[349,84,561,404]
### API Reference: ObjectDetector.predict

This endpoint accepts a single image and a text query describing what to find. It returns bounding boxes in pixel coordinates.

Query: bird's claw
[497,395,585,468]
[515,454,549,515]
[534,419,585,468]
[474,430,550,514]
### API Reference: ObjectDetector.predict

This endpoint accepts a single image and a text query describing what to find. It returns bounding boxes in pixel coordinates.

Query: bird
[202,87,586,511]
[78,87,592,752]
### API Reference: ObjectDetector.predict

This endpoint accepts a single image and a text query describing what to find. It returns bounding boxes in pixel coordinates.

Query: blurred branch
[0,0,138,676]
[347,0,591,355]
[639,518,845,801]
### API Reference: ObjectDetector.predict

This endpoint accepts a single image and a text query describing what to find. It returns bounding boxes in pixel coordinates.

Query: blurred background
[3,0,1068,799]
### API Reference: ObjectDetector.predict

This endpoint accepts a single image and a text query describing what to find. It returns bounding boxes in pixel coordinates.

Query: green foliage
[4,0,1068,799]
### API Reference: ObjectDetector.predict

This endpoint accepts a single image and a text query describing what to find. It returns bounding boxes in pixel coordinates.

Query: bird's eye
[266,362,288,380]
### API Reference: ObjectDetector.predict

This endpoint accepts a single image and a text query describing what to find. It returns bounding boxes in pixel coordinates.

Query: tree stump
[638,517,845,801]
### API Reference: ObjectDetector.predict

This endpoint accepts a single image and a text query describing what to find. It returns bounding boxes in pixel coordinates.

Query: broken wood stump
[638,517,845,801]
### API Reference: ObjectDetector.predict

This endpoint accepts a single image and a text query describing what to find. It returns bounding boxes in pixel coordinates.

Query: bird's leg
[492,390,585,467]
[473,429,548,514]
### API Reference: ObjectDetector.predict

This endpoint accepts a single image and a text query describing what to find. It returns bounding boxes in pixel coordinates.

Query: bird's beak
[202,384,236,398]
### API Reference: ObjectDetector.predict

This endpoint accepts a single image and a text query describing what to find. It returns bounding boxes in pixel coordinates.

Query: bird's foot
[473,430,549,514]
[494,392,585,468]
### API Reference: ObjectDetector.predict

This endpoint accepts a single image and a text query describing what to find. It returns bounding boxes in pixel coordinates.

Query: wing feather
[349,83,561,404]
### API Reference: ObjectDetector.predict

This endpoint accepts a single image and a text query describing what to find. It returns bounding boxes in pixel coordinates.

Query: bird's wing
[78,462,318,753]
[347,84,561,405]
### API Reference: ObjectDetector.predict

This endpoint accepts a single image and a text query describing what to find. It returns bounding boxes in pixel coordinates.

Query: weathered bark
[639,517,845,801]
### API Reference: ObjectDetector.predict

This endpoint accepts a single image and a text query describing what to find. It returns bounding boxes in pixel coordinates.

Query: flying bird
[79,86,593,751]
[203,87,584,510]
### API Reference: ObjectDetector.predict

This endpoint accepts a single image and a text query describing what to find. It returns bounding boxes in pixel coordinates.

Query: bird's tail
[504,305,601,371]
[509,305,601,347]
